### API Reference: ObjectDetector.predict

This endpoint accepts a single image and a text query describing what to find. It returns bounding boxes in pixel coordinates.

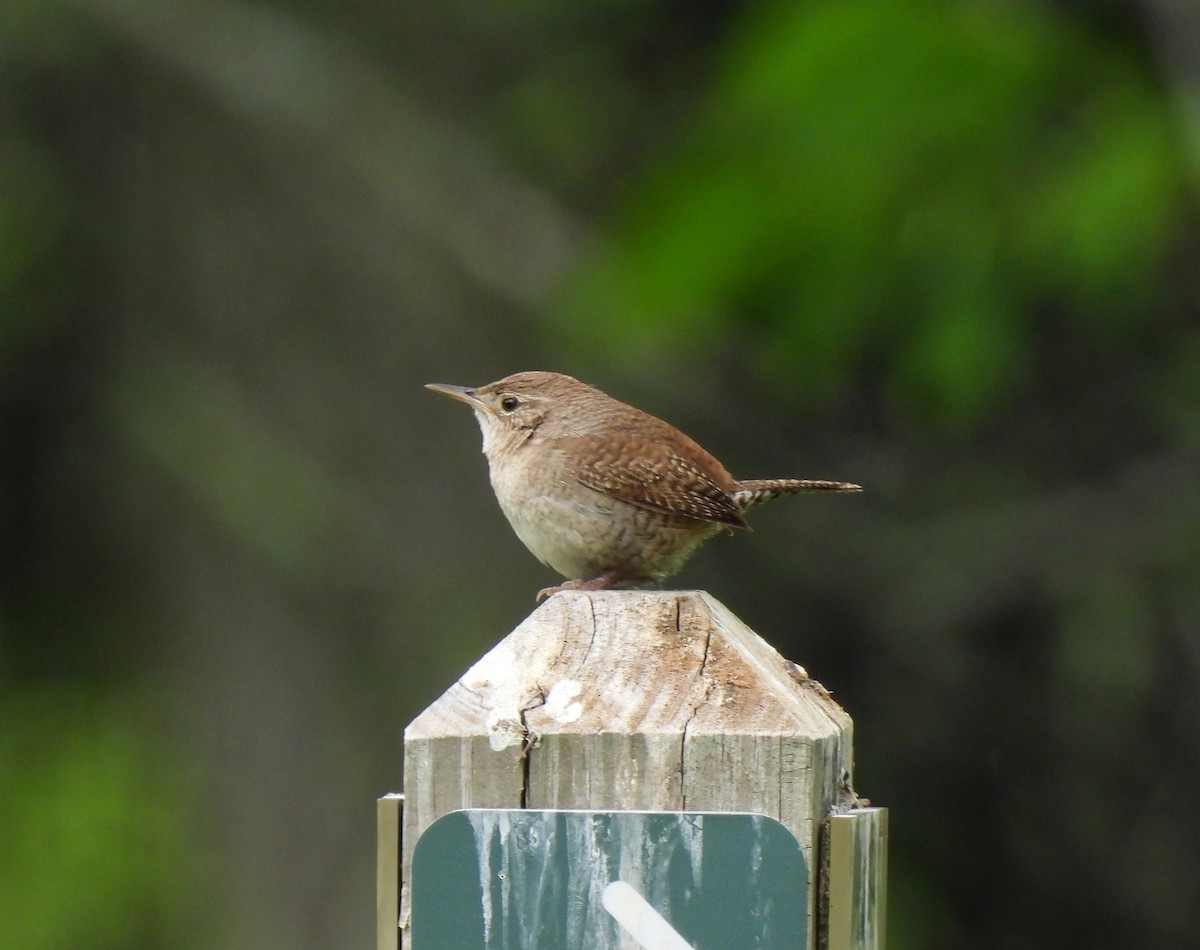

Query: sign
[411,809,807,949]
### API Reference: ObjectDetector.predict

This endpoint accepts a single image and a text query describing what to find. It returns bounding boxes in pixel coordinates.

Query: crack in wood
[698,623,713,678]
[516,689,546,809]
[579,595,598,666]
[679,617,716,810]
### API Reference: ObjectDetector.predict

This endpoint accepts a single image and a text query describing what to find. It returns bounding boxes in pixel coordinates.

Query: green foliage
[550,0,1188,427]
[0,684,205,950]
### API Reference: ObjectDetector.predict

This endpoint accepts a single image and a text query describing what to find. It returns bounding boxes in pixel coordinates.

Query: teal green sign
[411,810,807,949]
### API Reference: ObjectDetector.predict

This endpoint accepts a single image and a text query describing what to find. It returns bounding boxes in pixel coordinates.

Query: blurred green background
[2,0,1198,947]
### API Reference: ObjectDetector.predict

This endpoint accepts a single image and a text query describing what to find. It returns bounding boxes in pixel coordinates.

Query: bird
[426,371,860,599]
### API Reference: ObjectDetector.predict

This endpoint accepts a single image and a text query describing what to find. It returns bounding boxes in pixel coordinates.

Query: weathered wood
[376,794,402,950]
[400,589,858,949]
[827,808,888,950]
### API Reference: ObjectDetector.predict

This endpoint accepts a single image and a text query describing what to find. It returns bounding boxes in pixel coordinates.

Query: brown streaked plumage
[426,371,861,599]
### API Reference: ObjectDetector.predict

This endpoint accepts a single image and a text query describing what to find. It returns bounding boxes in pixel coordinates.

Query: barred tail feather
[731,477,862,512]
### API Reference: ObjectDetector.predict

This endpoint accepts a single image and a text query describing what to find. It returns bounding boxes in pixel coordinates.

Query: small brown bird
[427,371,860,599]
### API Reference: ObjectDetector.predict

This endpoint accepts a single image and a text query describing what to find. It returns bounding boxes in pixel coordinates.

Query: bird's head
[426,371,595,456]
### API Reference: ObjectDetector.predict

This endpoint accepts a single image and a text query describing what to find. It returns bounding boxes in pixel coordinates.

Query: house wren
[427,371,860,599]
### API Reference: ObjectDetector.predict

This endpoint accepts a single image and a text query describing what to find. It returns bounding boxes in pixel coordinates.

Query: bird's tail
[732,478,862,512]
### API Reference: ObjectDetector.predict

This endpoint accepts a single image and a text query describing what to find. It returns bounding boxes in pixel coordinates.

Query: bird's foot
[536,572,653,602]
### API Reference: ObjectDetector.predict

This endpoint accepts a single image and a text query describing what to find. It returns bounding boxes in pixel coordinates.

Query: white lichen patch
[544,679,584,723]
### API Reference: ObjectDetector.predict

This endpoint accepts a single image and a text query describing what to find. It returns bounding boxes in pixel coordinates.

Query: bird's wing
[562,429,748,528]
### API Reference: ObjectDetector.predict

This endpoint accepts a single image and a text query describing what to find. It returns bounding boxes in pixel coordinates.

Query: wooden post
[388,590,884,949]
[827,809,888,950]
[376,793,402,950]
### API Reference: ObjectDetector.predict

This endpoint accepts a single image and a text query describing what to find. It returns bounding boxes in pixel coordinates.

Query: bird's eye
[500,395,520,412]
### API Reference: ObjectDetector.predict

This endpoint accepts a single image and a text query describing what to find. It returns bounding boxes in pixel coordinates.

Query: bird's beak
[425,383,494,414]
